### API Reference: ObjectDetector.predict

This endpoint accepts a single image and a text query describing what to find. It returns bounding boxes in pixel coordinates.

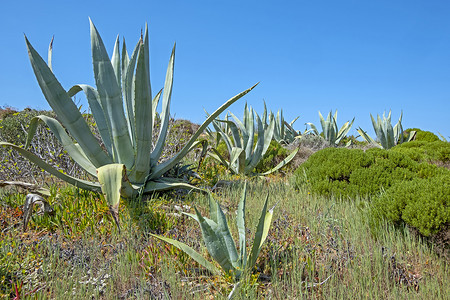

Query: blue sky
[1,0,449,138]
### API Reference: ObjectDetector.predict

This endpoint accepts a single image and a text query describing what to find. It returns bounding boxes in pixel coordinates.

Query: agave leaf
[247,194,273,271]
[220,119,242,149]
[244,109,255,159]
[212,196,239,267]
[257,147,299,176]
[130,42,153,182]
[143,24,151,96]
[25,36,112,167]
[97,164,135,231]
[111,35,121,88]
[150,44,175,166]
[150,83,259,179]
[47,36,54,71]
[335,117,355,145]
[207,193,219,224]
[356,127,380,148]
[246,113,274,173]
[67,84,113,155]
[152,89,162,132]
[150,234,219,274]
[123,39,141,145]
[213,120,235,155]
[229,147,244,174]
[195,206,235,274]
[306,122,320,136]
[229,111,249,143]
[183,212,219,230]
[26,116,97,176]
[90,19,134,168]
[142,179,200,194]
[0,142,101,191]
[236,183,247,268]
[121,38,130,78]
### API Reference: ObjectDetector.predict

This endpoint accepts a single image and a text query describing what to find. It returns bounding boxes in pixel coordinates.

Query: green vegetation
[306,110,355,147]
[405,128,441,142]
[357,110,415,149]
[152,183,274,286]
[0,20,448,300]
[0,20,256,229]
[294,147,449,241]
[208,104,298,175]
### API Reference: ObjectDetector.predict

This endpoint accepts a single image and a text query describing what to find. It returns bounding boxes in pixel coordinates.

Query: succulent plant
[306,110,354,147]
[356,110,415,149]
[208,104,298,175]
[261,101,301,145]
[151,182,274,281]
[0,19,257,230]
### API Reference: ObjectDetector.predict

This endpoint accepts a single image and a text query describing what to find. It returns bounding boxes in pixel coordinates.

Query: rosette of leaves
[306,110,354,147]
[151,182,275,281]
[260,101,301,145]
[356,110,415,150]
[208,105,298,175]
[0,19,257,230]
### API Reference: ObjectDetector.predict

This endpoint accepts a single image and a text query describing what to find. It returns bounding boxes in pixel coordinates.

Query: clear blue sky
[1,0,449,138]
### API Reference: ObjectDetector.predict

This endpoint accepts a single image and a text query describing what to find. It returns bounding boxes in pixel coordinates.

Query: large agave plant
[151,182,274,282]
[306,110,354,147]
[261,101,301,144]
[356,110,415,149]
[208,104,298,175]
[0,19,256,229]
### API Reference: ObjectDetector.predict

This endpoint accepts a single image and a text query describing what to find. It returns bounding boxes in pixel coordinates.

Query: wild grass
[1,176,448,299]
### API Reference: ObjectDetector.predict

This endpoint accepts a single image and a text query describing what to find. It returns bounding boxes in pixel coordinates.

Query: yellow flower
[6,252,12,256]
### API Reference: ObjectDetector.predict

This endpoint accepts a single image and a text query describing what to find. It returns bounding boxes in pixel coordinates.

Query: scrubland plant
[261,101,301,144]
[357,110,415,149]
[294,147,450,237]
[151,183,274,282]
[306,110,354,147]
[208,104,298,175]
[0,20,256,230]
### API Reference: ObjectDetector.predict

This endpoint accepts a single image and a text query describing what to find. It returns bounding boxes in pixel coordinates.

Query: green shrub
[372,174,450,236]
[392,140,450,163]
[294,147,444,198]
[294,148,375,198]
[0,108,55,145]
[405,128,440,142]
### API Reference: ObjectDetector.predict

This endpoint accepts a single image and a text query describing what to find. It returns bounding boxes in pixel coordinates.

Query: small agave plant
[261,101,301,145]
[0,19,256,230]
[356,110,415,149]
[208,104,299,175]
[306,110,355,147]
[151,182,274,281]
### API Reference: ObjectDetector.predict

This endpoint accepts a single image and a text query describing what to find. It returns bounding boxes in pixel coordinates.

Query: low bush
[405,128,440,142]
[294,147,445,198]
[372,174,450,236]
[392,140,450,163]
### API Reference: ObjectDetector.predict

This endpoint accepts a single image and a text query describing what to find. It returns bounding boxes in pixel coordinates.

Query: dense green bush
[294,147,445,198]
[372,174,450,236]
[392,140,450,163]
[404,128,440,142]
